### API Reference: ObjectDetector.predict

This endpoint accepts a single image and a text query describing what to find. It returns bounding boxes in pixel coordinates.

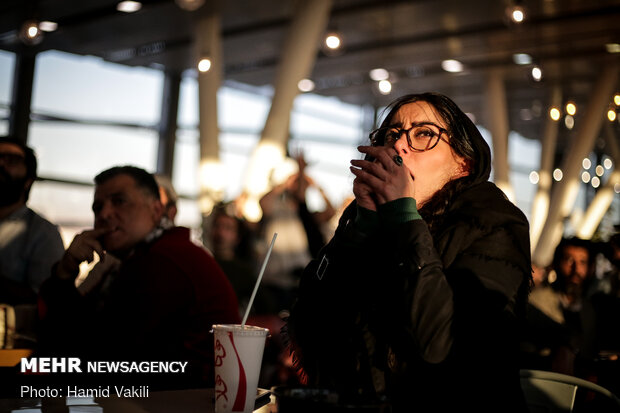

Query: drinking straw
[241,232,277,327]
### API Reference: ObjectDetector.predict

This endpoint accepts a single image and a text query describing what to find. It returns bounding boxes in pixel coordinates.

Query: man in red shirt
[39,166,240,389]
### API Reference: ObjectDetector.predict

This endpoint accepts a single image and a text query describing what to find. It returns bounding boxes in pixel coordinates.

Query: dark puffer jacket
[288,180,531,412]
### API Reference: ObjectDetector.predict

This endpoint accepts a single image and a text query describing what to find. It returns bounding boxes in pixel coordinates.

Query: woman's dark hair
[373,92,492,234]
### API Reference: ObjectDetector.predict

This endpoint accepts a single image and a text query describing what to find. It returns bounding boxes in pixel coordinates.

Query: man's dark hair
[552,236,594,270]
[0,136,38,201]
[94,166,160,199]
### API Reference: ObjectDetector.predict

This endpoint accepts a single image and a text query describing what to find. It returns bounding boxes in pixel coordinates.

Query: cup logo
[215,374,228,403]
[215,338,226,367]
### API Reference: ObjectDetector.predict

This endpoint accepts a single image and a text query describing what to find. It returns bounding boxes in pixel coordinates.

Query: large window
[25,50,163,237]
[0,50,15,135]
[2,48,613,244]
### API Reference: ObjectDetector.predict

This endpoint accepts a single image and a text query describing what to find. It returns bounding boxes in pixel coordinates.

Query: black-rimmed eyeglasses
[369,122,450,152]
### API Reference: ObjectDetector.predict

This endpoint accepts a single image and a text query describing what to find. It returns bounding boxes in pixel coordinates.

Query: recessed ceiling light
[325,34,341,50]
[378,79,392,95]
[369,68,389,81]
[197,57,211,72]
[441,59,463,73]
[39,21,58,32]
[512,53,532,65]
[298,79,315,92]
[117,1,142,13]
[606,43,620,53]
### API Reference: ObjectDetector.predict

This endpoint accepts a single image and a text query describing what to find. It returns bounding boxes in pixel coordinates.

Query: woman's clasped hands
[350,145,416,211]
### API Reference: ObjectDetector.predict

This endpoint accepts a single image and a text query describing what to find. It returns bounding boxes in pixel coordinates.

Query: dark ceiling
[1,0,619,152]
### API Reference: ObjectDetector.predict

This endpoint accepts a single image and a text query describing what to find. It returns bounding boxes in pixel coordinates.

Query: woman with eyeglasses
[287,93,532,412]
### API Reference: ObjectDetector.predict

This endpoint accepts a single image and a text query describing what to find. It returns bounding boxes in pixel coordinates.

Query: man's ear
[150,198,165,222]
[23,178,34,199]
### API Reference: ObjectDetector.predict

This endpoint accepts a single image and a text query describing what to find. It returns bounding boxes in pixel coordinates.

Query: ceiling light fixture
[19,20,44,45]
[378,79,392,95]
[549,107,561,121]
[512,53,532,65]
[582,158,592,170]
[531,66,542,82]
[441,59,463,73]
[117,1,142,13]
[565,102,576,116]
[369,68,389,81]
[325,33,341,50]
[197,57,211,72]
[603,158,613,170]
[39,21,58,32]
[510,6,525,23]
[606,43,620,54]
[298,79,315,93]
[608,109,617,122]
[614,94,620,106]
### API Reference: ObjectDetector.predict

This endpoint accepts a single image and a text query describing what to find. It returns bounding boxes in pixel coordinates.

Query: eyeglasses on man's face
[0,152,26,167]
[369,122,450,152]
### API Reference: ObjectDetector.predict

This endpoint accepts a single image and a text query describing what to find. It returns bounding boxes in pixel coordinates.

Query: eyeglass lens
[377,124,443,151]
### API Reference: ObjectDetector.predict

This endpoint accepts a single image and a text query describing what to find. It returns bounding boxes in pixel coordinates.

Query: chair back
[520,369,620,413]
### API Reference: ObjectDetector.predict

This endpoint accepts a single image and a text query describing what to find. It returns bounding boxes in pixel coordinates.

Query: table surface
[0,387,276,413]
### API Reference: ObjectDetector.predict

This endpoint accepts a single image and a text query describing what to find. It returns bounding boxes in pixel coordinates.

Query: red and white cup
[213,324,269,413]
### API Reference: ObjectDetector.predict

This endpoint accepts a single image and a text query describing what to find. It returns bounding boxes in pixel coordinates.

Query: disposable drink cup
[213,324,269,413]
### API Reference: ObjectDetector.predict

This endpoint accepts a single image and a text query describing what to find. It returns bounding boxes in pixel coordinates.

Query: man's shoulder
[23,207,64,250]
[150,227,217,266]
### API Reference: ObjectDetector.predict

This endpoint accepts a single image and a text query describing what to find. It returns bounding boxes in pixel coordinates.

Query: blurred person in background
[38,165,240,389]
[259,152,335,314]
[155,174,178,224]
[0,136,64,349]
[0,136,64,306]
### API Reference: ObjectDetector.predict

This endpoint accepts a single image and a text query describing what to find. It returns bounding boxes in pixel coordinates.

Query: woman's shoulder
[451,181,529,230]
